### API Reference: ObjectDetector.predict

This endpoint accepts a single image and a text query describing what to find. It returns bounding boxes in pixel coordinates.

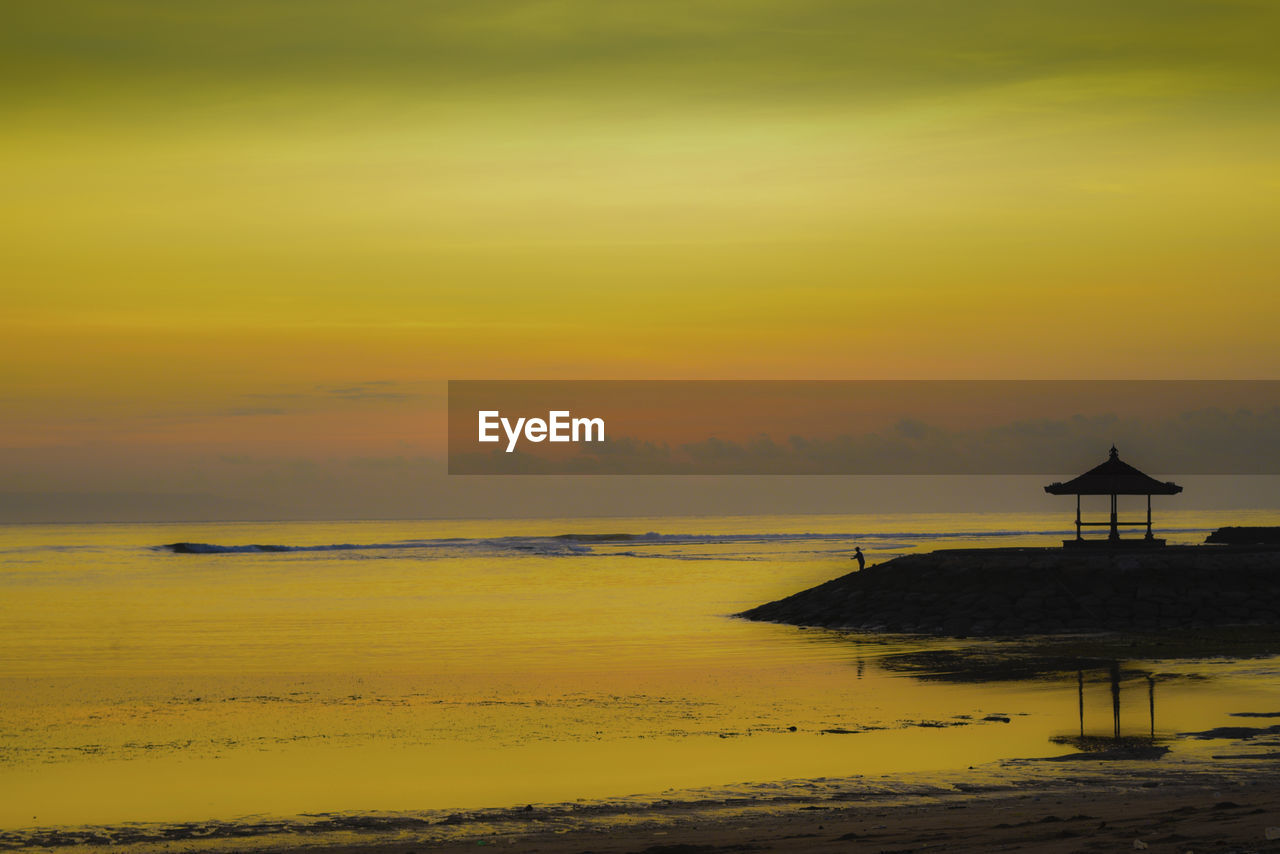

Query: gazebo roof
[1044,446,1182,496]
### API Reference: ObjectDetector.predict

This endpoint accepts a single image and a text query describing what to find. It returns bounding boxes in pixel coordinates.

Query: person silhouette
[852,546,865,570]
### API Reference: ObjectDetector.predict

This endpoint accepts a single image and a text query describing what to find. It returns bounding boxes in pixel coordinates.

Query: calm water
[3,510,1280,836]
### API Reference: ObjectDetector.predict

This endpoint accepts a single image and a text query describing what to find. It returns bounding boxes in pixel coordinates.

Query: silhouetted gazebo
[1044,446,1182,548]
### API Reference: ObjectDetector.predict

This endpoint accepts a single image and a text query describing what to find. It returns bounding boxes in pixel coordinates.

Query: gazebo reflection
[872,645,1167,756]
[1050,661,1164,756]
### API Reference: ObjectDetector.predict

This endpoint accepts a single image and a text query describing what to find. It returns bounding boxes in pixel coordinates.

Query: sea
[3,510,1280,849]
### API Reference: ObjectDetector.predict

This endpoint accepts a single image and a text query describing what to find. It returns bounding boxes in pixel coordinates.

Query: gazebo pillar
[1145,494,1153,540]
[1109,492,1119,541]
[1075,494,1082,541]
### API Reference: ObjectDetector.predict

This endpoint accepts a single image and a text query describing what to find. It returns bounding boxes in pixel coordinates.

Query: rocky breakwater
[739,546,1280,636]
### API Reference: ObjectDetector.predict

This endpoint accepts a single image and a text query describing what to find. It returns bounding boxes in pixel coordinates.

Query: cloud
[222,406,287,417]
[451,407,1280,475]
[317,382,413,401]
[7,0,1276,116]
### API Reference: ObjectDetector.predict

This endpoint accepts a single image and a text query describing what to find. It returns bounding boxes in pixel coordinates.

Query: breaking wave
[149,526,1213,558]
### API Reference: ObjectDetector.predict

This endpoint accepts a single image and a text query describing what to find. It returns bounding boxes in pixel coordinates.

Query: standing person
[852,546,865,570]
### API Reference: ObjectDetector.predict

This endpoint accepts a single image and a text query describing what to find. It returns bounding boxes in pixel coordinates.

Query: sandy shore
[7,756,1280,852]
[279,762,1280,854]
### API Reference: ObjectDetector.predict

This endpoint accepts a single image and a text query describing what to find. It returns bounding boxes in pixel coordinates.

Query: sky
[2,0,1279,521]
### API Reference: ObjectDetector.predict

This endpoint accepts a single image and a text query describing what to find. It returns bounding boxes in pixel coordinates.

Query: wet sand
[301,765,1280,854]
[9,728,1280,852]
[10,764,1280,852]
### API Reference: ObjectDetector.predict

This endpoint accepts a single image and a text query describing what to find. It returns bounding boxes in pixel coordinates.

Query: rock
[1207,526,1280,544]
[737,545,1280,637]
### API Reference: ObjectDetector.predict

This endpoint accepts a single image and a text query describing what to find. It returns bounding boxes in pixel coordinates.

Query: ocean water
[2,510,1280,843]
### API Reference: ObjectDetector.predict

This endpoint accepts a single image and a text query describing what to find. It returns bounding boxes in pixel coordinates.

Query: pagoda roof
[1044,446,1183,496]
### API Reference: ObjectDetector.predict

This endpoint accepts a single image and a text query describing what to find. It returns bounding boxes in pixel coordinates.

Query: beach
[8,0,1280,847]
[5,512,1280,851]
[302,766,1280,854]
[11,758,1280,852]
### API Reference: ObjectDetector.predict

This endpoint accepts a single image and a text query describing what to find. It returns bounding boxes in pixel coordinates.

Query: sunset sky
[3,1,1278,520]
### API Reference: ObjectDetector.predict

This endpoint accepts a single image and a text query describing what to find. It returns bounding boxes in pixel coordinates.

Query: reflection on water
[2,511,1280,837]
[875,629,1280,761]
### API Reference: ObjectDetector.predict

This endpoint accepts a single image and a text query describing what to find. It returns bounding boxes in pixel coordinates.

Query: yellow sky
[2,1,1278,518]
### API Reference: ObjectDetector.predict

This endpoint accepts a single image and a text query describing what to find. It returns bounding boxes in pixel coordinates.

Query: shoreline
[7,756,1280,853]
[335,765,1280,854]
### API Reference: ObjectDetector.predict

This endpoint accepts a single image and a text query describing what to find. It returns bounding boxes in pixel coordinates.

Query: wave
[159,532,878,555]
[161,536,596,556]
[153,527,1218,557]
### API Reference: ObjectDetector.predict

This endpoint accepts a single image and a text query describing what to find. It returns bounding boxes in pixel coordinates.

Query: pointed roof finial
[1109,444,1119,460]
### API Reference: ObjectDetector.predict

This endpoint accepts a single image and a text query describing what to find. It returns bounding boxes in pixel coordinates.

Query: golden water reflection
[3,514,1280,831]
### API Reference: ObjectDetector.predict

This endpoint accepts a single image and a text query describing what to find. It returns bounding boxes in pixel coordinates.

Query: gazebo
[1044,446,1182,548]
